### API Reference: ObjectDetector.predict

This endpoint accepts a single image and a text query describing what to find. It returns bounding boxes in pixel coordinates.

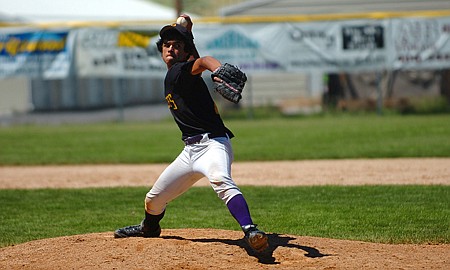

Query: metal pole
[175,0,183,17]
[246,75,254,119]
[117,78,125,122]
[376,72,383,116]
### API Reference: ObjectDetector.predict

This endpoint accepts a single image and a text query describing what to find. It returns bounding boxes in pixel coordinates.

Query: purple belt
[183,133,225,145]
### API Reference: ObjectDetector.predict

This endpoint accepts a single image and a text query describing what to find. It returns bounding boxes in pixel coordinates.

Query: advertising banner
[390,17,450,70]
[253,20,387,72]
[193,24,282,73]
[0,30,71,79]
[188,20,388,73]
[2,15,450,79]
[75,28,166,78]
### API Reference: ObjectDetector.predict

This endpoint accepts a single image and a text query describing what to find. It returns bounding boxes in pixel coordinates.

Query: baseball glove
[211,63,247,104]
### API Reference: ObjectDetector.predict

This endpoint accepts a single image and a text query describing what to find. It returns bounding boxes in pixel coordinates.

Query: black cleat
[242,224,269,252]
[114,222,161,238]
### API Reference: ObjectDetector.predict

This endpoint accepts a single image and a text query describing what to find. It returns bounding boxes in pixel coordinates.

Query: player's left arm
[190,56,221,77]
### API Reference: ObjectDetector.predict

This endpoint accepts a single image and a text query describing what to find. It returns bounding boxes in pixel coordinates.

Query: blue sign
[0,32,67,56]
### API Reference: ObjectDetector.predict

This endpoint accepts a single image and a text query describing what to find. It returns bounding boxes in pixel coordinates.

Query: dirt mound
[1,229,448,270]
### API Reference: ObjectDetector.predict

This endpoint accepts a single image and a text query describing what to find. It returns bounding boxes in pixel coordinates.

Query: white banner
[3,15,450,79]
[75,28,165,78]
[0,29,71,79]
[76,20,391,76]
[195,18,450,73]
[194,24,282,72]
[390,17,450,70]
[195,20,388,73]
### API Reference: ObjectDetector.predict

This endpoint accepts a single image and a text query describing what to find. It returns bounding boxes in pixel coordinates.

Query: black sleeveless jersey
[164,61,234,140]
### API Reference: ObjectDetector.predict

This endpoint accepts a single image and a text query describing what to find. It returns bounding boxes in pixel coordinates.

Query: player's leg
[192,137,241,204]
[193,137,251,224]
[146,153,201,212]
[193,137,268,252]
[115,148,201,238]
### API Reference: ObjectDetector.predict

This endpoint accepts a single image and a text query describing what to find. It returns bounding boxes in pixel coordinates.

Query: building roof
[0,0,176,23]
[220,0,450,16]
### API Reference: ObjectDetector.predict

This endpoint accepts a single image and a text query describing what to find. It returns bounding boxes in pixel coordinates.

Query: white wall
[0,78,31,116]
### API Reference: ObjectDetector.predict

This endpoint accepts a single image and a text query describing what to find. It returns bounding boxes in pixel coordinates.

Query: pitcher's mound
[1,229,448,269]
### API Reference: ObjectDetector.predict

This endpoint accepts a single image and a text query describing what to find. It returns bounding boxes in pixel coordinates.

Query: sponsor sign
[75,29,165,77]
[0,30,70,79]
[390,17,450,69]
[195,25,281,72]
[2,16,450,79]
[196,21,388,73]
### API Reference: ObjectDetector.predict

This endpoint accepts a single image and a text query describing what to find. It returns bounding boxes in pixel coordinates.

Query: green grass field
[1,114,449,164]
[0,114,449,247]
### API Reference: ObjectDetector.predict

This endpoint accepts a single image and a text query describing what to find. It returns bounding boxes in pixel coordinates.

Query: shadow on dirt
[162,233,331,265]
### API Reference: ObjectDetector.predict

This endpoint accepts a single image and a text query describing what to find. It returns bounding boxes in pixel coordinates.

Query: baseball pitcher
[114,15,268,253]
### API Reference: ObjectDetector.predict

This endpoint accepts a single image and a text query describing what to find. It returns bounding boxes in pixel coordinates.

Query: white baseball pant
[145,133,243,215]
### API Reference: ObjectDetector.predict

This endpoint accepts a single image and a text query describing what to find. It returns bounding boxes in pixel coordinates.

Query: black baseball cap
[159,23,194,43]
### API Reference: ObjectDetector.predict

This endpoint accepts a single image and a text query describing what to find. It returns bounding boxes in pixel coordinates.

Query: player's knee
[217,187,242,204]
[208,171,231,186]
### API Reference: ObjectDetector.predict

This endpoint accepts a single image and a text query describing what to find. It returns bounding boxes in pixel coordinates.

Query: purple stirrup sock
[226,194,253,227]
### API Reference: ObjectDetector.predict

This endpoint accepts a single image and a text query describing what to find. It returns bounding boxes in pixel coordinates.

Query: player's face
[162,40,190,67]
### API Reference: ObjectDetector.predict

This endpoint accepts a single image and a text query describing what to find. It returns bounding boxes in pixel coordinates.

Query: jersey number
[165,94,178,110]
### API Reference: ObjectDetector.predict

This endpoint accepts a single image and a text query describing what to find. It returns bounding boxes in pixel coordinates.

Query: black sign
[342,25,384,50]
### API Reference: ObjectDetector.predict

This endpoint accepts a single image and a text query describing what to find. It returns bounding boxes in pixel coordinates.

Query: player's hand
[178,14,193,32]
[211,63,247,104]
